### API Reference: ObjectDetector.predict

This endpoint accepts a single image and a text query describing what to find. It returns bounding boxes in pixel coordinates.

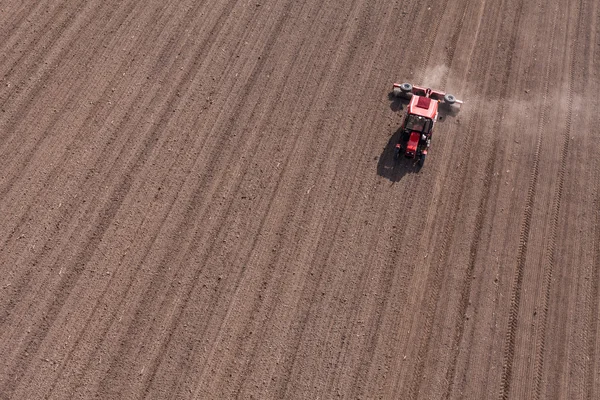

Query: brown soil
[0,0,599,398]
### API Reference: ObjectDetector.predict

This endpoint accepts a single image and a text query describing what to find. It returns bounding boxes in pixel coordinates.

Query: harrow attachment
[392,82,463,105]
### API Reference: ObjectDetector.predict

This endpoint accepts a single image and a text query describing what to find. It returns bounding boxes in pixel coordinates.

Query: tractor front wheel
[419,153,426,167]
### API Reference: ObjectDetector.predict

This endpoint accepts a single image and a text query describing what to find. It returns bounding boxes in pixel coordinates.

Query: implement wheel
[444,94,456,105]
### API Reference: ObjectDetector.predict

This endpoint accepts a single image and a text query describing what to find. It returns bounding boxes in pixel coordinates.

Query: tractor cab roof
[407,95,438,119]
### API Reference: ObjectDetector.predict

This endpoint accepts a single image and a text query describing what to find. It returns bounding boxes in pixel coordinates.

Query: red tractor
[392,82,462,167]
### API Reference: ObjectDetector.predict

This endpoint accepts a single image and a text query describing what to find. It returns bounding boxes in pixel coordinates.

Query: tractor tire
[400,82,413,93]
[419,153,426,167]
[394,146,402,160]
[444,94,456,105]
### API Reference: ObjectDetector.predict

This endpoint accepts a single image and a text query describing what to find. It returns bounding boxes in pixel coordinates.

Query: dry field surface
[1,0,599,398]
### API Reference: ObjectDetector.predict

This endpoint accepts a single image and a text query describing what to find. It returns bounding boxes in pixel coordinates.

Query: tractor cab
[403,114,432,159]
[405,114,432,134]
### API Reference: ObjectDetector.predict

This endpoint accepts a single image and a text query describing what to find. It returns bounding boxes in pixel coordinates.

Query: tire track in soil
[452,1,561,396]
[0,0,240,395]
[436,0,559,397]
[0,0,178,346]
[405,0,521,396]
[3,0,597,397]
[531,1,579,398]
[497,1,550,398]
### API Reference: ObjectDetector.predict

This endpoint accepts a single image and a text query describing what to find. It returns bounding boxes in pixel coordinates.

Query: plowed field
[1,0,599,398]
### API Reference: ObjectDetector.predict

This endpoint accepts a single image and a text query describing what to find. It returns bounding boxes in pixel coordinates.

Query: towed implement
[391,82,463,167]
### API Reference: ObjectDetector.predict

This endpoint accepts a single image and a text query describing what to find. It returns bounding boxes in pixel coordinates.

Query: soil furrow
[0,0,187,338]
[0,1,74,76]
[139,2,313,396]
[0,1,240,394]
[0,0,596,397]
[0,0,99,126]
[0,0,143,205]
[0,2,53,57]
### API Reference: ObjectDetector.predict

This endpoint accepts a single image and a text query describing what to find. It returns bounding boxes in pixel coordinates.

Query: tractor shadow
[377,92,460,182]
[388,91,407,112]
